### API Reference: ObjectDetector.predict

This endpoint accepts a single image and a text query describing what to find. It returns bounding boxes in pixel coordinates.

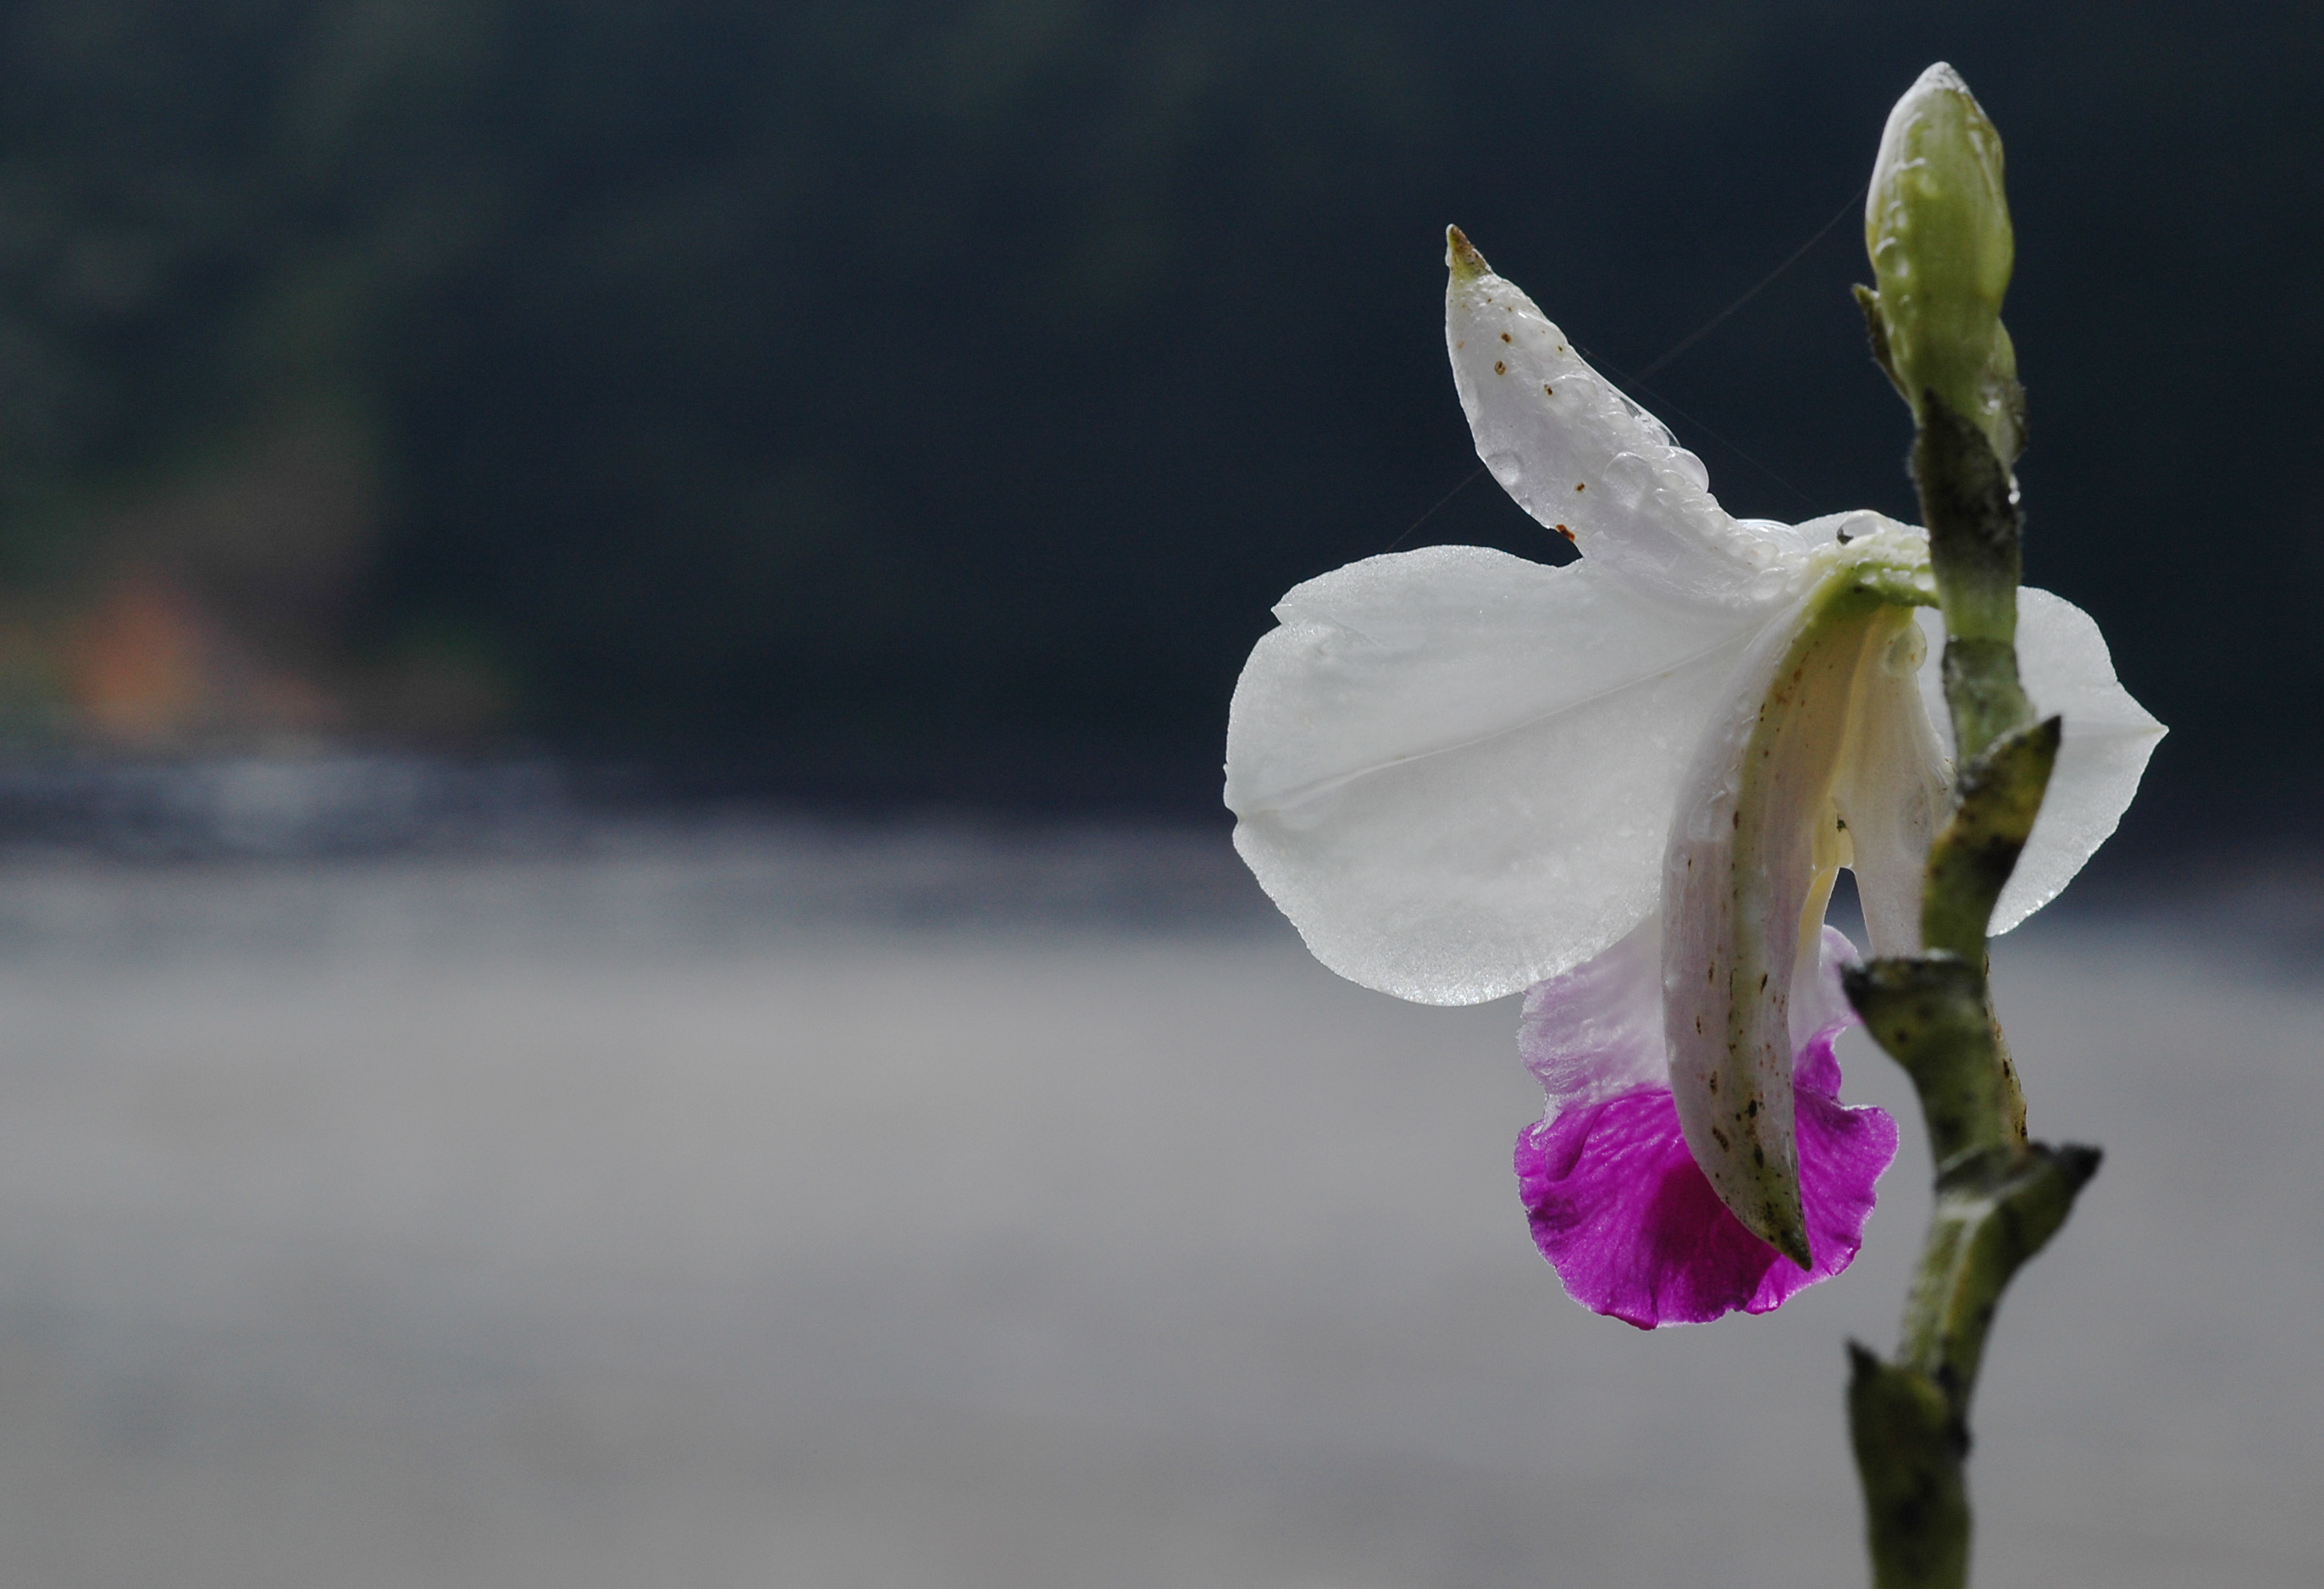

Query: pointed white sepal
[1445,227,1818,612]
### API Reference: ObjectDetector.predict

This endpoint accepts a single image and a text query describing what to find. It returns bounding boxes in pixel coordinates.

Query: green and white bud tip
[1860,63,2023,468]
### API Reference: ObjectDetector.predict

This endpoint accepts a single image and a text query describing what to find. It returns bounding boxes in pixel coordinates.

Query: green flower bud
[1859,63,2022,468]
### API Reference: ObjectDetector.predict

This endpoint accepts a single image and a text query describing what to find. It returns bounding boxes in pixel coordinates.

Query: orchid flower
[1222,229,2163,1327]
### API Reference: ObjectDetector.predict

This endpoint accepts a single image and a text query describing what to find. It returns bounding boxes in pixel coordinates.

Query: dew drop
[1885,622,1928,677]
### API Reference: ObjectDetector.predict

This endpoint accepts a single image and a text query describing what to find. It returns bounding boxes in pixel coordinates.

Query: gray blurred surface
[0,830,2313,1587]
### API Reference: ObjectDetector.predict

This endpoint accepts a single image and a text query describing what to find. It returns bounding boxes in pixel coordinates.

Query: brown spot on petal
[1711,1127,1731,1150]
[1542,384,1554,396]
[1553,523,1574,541]
[1574,482,1586,491]
[1494,360,1507,374]
[1500,332,1512,343]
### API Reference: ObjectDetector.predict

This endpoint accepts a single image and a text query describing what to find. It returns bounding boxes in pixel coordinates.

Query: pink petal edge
[1513,1025,1898,1329]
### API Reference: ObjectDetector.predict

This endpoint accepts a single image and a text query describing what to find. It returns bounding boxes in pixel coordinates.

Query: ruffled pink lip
[1509,918,1899,1327]
[1514,1025,1897,1329]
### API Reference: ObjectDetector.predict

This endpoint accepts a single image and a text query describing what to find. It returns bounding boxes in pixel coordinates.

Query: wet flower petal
[1226,545,1761,1004]
[1445,228,1817,610]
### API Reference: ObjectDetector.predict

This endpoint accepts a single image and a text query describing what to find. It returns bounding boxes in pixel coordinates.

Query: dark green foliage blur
[0,0,2314,831]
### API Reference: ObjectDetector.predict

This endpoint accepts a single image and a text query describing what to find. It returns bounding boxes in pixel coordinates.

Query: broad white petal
[1445,231,1818,609]
[1226,544,1763,1005]
[1912,589,2165,933]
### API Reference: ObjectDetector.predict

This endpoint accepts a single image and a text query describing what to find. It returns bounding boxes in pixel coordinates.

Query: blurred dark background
[0,0,2310,852]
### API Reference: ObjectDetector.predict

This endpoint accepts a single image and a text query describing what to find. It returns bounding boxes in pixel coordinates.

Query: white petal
[1226,544,1762,1005]
[1445,234,1818,610]
[1517,911,1668,1110]
[1912,589,2165,933]
[1834,616,1951,957]
[1794,923,1867,1049]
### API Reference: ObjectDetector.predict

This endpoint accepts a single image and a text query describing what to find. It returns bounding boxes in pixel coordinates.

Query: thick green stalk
[1913,401,2034,762]
[1918,721,2058,963]
[1840,400,2101,1589]
[1845,1345,1967,1589]
[1840,65,2103,1587]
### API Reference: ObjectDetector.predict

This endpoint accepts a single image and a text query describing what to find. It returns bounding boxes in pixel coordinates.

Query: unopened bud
[1860,64,2022,468]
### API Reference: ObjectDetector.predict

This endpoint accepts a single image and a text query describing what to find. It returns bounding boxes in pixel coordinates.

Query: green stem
[1895,1142,2100,1399]
[1847,1346,1968,1589]
[1840,397,2100,1589]
[1843,1126,2100,1589]
[1843,958,2018,1173]
[1918,721,2059,964]
[1912,397,2032,761]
